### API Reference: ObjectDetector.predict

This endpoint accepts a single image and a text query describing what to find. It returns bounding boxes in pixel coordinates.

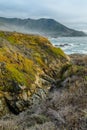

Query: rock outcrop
[0,54,87,130]
[0,31,86,130]
[0,31,69,116]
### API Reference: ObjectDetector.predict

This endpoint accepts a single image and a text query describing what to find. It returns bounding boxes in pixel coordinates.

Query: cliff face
[0,31,69,116]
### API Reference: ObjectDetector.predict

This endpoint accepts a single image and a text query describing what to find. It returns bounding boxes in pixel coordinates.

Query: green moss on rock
[0,31,70,115]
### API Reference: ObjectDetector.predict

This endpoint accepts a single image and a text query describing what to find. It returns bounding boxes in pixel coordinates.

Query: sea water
[49,37,87,54]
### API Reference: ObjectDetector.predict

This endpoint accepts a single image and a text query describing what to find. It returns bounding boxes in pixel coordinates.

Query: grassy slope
[0,31,69,94]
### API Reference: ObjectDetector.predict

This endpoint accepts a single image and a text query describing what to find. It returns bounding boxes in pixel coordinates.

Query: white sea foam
[49,37,87,54]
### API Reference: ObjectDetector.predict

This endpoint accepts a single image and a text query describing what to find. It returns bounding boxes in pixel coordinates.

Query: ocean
[49,37,87,54]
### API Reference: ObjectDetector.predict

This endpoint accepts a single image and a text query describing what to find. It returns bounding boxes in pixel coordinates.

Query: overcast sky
[0,0,87,25]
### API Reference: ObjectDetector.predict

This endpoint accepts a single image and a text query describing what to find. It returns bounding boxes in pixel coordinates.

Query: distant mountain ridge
[0,17,86,37]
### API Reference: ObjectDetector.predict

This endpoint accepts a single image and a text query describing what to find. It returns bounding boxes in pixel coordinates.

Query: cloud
[0,0,87,24]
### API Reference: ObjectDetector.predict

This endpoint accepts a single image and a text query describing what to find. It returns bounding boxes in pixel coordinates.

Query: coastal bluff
[0,31,87,130]
[0,31,69,116]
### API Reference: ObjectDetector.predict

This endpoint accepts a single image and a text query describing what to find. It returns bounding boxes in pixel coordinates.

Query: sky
[0,0,87,27]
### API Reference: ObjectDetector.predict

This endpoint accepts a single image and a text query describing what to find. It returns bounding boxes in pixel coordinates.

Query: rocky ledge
[0,31,87,130]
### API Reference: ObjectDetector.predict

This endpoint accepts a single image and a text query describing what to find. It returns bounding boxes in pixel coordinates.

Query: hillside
[0,31,87,130]
[0,31,69,116]
[0,17,86,37]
